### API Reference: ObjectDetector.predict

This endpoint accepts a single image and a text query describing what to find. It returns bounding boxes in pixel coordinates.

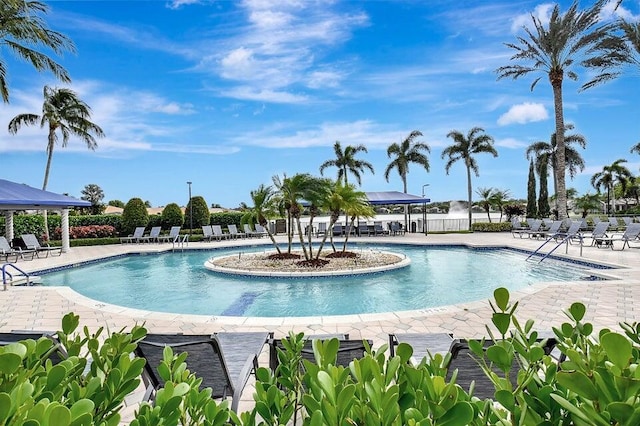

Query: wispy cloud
[231,120,416,149]
[0,80,220,156]
[206,1,369,101]
[166,0,212,10]
[498,102,549,126]
[495,137,528,149]
[510,3,554,33]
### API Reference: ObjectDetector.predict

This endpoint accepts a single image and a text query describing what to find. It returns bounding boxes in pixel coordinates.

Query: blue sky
[1,0,639,209]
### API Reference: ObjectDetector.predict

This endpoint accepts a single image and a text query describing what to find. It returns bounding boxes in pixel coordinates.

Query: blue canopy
[0,179,90,209]
[365,191,430,205]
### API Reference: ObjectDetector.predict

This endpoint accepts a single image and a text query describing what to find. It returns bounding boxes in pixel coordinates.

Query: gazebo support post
[4,210,14,241]
[61,209,70,253]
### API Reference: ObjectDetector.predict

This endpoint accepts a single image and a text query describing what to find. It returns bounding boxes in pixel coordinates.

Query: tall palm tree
[631,142,640,156]
[526,124,586,212]
[591,159,633,215]
[8,86,104,238]
[384,130,431,228]
[319,141,374,186]
[497,0,627,220]
[442,127,498,229]
[242,184,281,254]
[8,86,105,190]
[0,0,74,103]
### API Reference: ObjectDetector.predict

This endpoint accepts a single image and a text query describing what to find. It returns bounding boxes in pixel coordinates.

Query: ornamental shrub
[161,203,184,229]
[184,196,209,229]
[51,225,117,240]
[121,197,149,236]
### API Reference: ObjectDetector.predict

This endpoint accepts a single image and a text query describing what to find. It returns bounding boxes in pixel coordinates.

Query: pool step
[7,275,42,287]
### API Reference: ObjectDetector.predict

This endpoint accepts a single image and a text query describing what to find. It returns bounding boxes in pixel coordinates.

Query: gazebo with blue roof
[0,179,90,253]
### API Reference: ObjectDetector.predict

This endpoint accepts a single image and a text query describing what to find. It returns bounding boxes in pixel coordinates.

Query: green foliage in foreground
[4,289,640,425]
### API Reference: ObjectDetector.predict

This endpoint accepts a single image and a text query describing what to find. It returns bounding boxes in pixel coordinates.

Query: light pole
[422,184,430,236]
[187,181,193,237]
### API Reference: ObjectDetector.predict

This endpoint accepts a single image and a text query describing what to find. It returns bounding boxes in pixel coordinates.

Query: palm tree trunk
[295,217,309,260]
[402,176,408,231]
[260,219,282,254]
[551,75,568,219]
[342,216,356,252]
[307,216,314,259]
[41,134,56,239]
[466,162,473,230]
[315,216,338,260]
[287,213,293,253]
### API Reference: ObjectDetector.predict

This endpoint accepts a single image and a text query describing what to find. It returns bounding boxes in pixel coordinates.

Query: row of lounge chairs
[0,234,62,262]
[1,330,559,412]
[201,224,267,241]
[511,218,640,250]
[120,226,184,244]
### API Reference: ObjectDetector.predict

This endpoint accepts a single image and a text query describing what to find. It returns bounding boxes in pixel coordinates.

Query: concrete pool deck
[1,231,639,416]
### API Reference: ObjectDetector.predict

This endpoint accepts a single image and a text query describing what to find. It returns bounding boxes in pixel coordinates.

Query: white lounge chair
[120,227,146,244]
[212,225,230,241]
[228,224,245,239]
[158,226,181,243]
[139,226,161,243]
[243,224,259,238]
[254,224,267,237]
[201,225,214,242]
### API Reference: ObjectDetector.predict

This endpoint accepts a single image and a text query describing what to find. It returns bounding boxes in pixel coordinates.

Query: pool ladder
[526,233,584,263]
[172,234,189,252]
[2,263,41,290]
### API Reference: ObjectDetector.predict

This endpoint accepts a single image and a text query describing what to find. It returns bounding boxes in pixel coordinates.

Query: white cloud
[166,0,209,10]
[497,102,549,126]
[600,1,640,21]
[0,80,214,156]
[511,4,554,33]
[220,87,308,103]
[495,137,528,149]
[231,120,424,149]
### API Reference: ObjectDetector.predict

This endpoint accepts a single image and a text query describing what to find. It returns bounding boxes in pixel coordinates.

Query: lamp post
[187,181,193,237]
[422,184,430,236]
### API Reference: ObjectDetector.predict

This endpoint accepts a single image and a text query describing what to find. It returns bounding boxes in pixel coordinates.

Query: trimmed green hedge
[471,222,512,232]
[210,211,245,226]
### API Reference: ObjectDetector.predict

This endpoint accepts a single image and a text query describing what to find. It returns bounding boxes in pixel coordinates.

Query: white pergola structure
[0,179,90,253]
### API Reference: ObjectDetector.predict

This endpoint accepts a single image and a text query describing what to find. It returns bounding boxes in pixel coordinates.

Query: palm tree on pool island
[442,127,498,230]
[8,85,105,238]
[496,0,627,220]
[384,130,431,229]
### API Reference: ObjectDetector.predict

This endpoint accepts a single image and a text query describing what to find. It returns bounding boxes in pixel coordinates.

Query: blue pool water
[41,245,606,317]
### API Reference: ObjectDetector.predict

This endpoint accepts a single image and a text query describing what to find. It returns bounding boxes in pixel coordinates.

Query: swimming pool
[40,244,608,317]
